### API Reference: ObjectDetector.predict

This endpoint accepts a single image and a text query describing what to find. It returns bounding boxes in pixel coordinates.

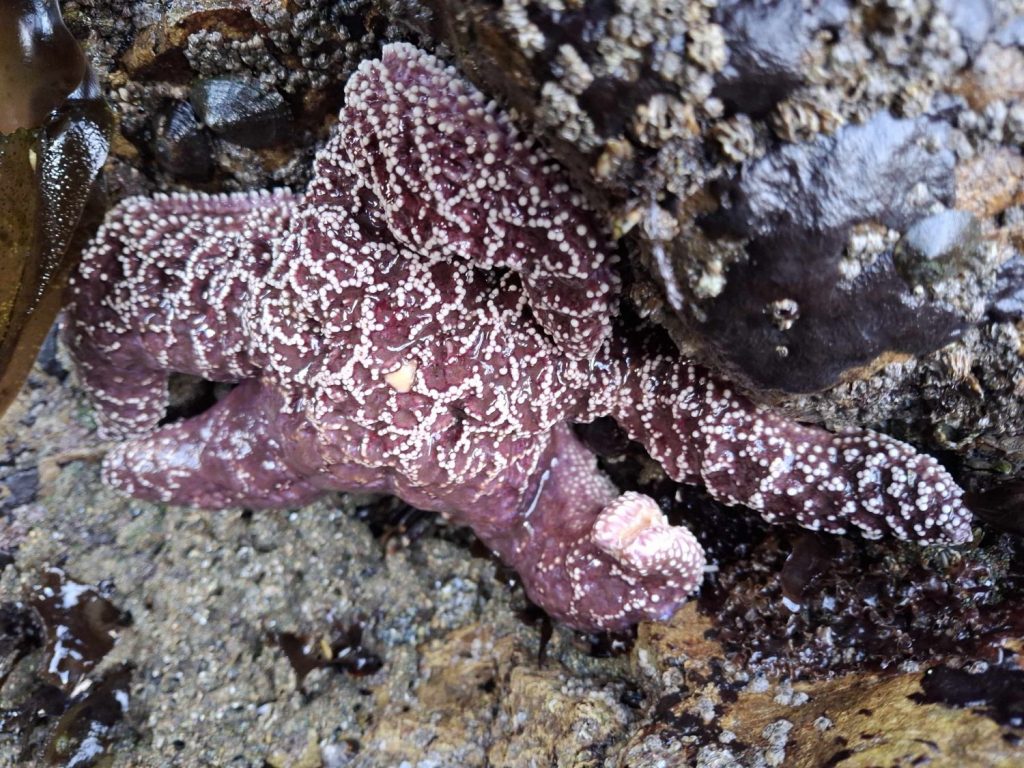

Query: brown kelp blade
[0,1,110,417]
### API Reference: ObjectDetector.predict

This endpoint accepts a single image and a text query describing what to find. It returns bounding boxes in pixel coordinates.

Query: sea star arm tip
[588,340,972,548]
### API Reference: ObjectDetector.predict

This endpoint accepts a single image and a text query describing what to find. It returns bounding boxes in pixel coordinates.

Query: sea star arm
[63,189,296,438]
[475,425,705,631]
[102,380,324,509]
[587,341,972,545]
[316,42,619,359]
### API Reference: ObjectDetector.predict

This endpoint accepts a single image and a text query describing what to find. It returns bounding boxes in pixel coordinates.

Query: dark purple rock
[698,112,966,392]
[0,467,39,512]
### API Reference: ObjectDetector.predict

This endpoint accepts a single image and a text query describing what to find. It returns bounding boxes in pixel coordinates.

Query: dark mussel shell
[154,99,214,181]
[190,76,293,149]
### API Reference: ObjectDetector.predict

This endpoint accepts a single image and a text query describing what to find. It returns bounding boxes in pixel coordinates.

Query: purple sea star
[63,44,972,631]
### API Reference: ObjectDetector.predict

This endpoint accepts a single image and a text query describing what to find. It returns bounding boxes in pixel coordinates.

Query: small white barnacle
[383,360,419,393]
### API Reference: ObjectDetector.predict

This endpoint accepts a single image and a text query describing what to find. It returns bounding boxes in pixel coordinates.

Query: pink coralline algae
[64,44,972,631]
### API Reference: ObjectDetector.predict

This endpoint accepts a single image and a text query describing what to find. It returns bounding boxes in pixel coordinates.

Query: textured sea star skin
[64,44,971,631]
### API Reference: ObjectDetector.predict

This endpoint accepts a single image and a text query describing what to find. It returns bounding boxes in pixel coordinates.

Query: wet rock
[713,0,848,116]
[697,112,969,392]
[955,40,1024,110]
[995,15,1024,47]
[955,149,1024,219]
[707,114,955,234]
[0,467,39,512]
[936,0,995,59]
[966,479,1024,534]
[895,209,984,289]
[625,606,1024,766]
[363,623,631,767]
[0,602,43,687]
[119,3,265,83]
[74,0,380,193]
